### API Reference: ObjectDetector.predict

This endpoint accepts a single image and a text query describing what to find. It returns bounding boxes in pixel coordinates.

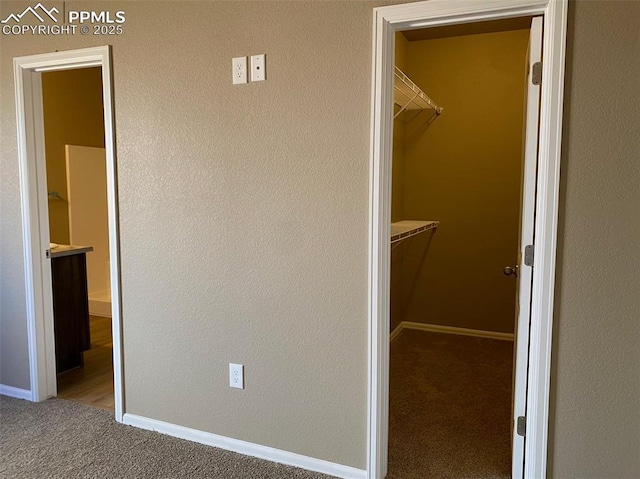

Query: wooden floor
[57,316,114,411]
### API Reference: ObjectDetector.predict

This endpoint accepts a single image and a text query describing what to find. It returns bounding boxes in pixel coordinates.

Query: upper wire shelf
[394,66,443,120]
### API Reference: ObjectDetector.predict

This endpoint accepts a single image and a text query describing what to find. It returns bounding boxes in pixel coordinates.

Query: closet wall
[395,29,529,334]
[390,33,409,332]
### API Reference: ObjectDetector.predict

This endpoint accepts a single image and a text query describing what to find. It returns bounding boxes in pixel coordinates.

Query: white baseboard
[390,321,514,341]
[0,384,32,400]
[89,289,111,317]
[122,413,366,479]
[390,323,403,342]
[89,294,112,317]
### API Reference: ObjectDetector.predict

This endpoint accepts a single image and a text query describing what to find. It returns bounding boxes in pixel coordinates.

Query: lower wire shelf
[391,220,439,248]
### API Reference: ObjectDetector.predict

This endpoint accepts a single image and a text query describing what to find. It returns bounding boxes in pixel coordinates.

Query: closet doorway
[366,0,569,476]
[387,16,541,478]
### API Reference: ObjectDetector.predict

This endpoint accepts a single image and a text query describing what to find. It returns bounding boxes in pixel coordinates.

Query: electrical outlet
[232,57,247,85]
[229,363,244,389]
[250,54,266,82]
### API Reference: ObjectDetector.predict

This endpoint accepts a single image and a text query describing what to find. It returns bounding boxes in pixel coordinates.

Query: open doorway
[367,1,568,478]
[42,67,113,411]
[14,46,124,421]
[388,17,537,477]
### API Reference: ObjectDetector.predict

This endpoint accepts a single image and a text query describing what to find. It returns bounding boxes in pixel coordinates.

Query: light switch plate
[232,57,247,85]
[250,54,266,82]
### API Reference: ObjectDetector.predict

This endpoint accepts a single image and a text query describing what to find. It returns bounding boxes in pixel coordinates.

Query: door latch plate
[524,245,534,267]
[532,61,542,85]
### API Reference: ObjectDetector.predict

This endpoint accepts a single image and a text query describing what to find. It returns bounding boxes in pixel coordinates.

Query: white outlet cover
[232,57,247,85]
[250,54,266,82]
[229,363,244,389]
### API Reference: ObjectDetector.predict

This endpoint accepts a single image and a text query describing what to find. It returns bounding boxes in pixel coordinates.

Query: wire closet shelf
[391,220,439,250]
[393,66,443,119]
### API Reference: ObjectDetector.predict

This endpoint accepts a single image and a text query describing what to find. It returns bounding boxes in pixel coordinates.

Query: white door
[511,16,543,478]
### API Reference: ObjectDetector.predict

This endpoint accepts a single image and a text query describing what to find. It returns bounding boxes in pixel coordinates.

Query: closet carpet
[0,397,333,479]
[388,329,513,479]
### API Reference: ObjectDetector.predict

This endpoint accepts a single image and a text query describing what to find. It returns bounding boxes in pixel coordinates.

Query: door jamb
[14,46,125,422]
[367,1,568,478]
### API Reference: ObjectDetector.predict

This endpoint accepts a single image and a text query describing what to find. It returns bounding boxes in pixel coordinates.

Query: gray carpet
[0,397,334,479]
[387,330,513,478]
[2,331,513,478]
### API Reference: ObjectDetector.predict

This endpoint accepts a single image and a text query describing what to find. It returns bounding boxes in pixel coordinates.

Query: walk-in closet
[387,18,536,478]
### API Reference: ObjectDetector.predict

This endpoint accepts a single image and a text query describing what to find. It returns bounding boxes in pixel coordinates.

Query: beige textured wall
[0,0,384,468]
[548,1,640,477]
[42,68,105,245]
[1,0,638,474]
[398,30,529,333]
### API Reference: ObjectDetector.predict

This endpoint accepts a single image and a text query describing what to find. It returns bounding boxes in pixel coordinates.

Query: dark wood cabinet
[51,252,91,374]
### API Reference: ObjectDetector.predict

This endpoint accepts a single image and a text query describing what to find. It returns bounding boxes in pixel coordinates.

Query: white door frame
[367,1,567,478]
[14,46,125,422]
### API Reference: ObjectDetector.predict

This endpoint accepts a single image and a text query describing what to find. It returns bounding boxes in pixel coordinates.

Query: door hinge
[517,416,526,437]
[532,62,542,85]
[524,245,534,267]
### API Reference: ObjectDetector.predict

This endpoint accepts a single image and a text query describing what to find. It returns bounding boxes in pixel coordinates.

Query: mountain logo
[1,3,59,24]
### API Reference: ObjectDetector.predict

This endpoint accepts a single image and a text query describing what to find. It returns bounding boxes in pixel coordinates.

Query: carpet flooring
[0,397,333,479]
[387,329,514,479]
[1,330,513,479]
